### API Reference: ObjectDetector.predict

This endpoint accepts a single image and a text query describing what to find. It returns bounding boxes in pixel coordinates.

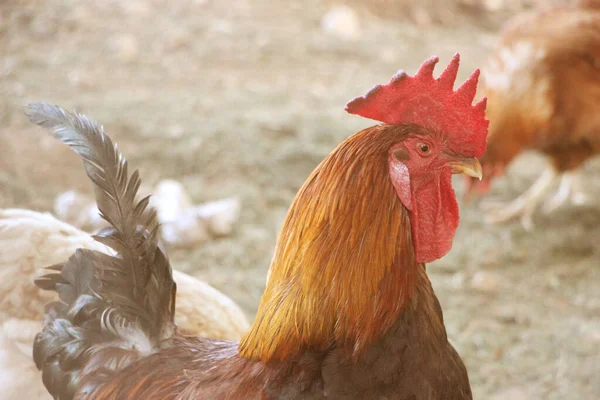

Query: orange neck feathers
[238,125,421,363]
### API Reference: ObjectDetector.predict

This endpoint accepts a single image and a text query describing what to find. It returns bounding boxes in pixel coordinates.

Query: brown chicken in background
[30,53,487,399]
[465,1,600,230]
[0,209,249,400]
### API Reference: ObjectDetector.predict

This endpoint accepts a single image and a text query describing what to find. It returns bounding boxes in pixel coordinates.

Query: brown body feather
[240,125,419,363]
[89,267,468,400]
[480,5,600,172]
[29,106,471,399]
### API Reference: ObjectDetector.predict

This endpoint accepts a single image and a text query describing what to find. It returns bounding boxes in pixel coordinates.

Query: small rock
[493,305,531,326]
[380,47,397,63]
[150,180,193,223]
[1,57,16,77]
[110,34,139,63]
[67,69,94,88]
[491,346,504,360]
[32,15,57,37]
[151,180,241,244]
[195,197,241,236]
[490,387,528,400]
[412,7,433,27]
[546,273,561,289]
[483,0,505,11]
[450,272,465,289]
[210,19,233,35]
[166,29,190,51]
[255,33,271,48]
[321,6,359,40]
[584,328,600,342]
[122,0,150,16]
[70,5,91,21]
[494,307,518,325]
[167,124,185,138]
[161,209,210,247]
[12,82,25,97]
[470,270,502,292]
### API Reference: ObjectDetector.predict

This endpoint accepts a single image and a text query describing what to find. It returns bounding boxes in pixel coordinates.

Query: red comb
[345,53,488,158]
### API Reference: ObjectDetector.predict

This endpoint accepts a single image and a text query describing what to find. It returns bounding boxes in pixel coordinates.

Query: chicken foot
[480,168,557,231]
[481,168,589,230]
[541,171,590,213]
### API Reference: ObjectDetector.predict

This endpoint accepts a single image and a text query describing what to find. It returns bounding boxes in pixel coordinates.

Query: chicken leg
[481,168,557,230]
[541,171,591,213]
[481,168,589,230]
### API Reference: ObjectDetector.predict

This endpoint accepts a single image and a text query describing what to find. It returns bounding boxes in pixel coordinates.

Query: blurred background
[1,0,599,399]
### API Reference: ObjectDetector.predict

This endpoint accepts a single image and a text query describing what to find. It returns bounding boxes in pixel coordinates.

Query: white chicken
[53,179,241,248]
[0,208,249,400]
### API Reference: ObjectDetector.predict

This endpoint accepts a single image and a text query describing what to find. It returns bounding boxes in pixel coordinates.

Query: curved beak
[449,158,483,180]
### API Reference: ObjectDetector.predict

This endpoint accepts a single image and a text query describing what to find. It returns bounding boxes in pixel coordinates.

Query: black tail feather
[27,103,177,399]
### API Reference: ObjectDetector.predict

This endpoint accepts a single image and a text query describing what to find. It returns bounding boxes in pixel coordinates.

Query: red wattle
[408,170,459,263]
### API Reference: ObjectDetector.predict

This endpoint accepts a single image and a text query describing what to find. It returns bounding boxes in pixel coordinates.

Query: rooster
[465,1,600,229]
[0,208,249,400]
[30,53,487,399]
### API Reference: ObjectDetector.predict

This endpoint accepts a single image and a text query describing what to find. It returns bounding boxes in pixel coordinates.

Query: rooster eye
[417,143,431,154]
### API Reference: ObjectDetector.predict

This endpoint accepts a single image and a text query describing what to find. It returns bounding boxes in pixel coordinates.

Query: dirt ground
[1,1,598,399]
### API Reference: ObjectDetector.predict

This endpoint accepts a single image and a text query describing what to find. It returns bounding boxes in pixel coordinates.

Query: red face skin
[388,133,468,263]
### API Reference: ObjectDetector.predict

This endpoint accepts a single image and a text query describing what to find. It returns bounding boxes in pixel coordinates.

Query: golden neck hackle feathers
[239,125,421,363]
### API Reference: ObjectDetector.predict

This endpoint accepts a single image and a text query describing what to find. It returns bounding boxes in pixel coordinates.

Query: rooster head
[346,53,489,262]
